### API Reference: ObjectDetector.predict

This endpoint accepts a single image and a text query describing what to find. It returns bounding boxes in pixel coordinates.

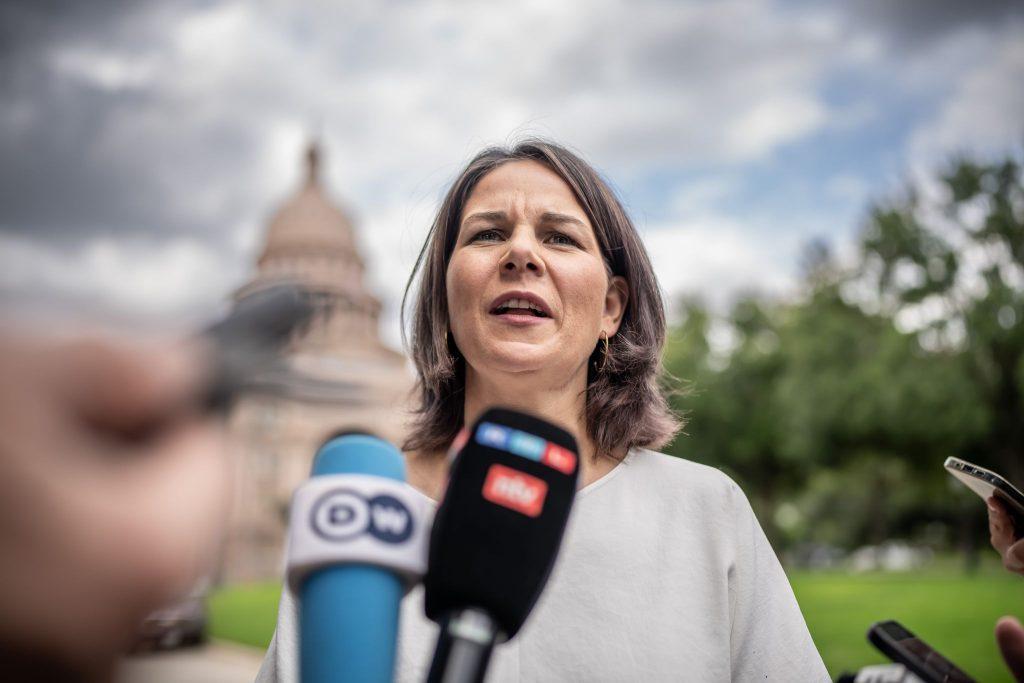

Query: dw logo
[311,489,414,544]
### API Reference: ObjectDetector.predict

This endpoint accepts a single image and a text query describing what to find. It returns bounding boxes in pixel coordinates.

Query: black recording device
[423,407,580,683]
[198,283,362,409]
[867,620,976,683]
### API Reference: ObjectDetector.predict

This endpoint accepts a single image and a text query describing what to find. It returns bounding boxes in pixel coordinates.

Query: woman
[258,139,828,681]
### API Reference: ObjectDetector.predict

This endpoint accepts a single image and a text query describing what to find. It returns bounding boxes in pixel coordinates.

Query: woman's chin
[470,340,560,375]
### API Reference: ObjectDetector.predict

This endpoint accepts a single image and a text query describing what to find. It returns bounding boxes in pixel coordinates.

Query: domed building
[222,142,413,581]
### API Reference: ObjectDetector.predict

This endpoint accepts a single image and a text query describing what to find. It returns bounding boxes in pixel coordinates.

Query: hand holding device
[944,457,1024,531]
[0,282,349,681]
[942,457,1024,574]
[424,407,580,683]
[0,281,400,681]
[0,332,226,682]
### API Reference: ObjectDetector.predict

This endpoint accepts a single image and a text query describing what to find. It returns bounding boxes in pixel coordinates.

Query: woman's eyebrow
[538,212,587,229]
[461,210,590,236]
[462,210,508,226]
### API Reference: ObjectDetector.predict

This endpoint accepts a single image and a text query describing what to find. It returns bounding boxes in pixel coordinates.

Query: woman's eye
[471,229,502,242]
[548,232,579,247]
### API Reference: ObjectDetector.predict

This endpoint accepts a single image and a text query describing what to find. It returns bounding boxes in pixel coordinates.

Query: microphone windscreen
[311,433,406,479]
[300,435,406,683]
[424,407,579,638]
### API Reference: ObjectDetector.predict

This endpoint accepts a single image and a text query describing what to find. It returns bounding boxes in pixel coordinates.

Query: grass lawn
[792,566,1024,682]
[208,582,281,650]
[211,566,1024,681]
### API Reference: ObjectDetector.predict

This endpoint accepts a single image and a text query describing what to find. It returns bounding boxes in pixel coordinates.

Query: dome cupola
[257,141,359,266]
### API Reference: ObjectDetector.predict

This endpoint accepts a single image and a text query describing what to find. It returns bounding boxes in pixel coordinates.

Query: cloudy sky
[1,0,1022,347]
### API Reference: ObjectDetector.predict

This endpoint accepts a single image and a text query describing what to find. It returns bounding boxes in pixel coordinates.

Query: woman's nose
[500,229,543,274]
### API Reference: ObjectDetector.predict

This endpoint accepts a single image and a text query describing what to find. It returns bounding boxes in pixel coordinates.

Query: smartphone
[944,456,1024,534]
[867,621,975,683]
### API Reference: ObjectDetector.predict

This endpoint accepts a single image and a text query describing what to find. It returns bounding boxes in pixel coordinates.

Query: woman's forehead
[462,160,589,223]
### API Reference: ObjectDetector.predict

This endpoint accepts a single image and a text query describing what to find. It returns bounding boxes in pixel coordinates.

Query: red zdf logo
[482,464,548,517]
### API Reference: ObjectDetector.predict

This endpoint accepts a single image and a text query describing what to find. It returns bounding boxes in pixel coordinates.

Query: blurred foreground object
[0,333,227,681]
[200,282,364,408]
[0,282,368,680]
[996,616,1024,683]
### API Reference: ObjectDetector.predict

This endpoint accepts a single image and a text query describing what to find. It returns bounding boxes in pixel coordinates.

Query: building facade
[221,143,413,581]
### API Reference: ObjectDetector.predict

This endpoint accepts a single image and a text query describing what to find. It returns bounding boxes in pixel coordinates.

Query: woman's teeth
[495,298,547,317]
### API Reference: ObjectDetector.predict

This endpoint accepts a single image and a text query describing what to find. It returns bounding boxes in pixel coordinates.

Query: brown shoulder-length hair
[401,138,681,459]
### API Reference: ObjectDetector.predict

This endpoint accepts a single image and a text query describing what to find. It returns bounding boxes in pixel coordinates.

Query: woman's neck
[406,366,621,501]
[462,366,618,489]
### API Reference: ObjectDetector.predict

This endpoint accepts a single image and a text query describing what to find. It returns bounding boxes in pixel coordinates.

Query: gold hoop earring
[596,330,610,373]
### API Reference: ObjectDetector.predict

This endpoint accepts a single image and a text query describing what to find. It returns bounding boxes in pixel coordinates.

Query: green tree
[664,246,986,552]
[663,154,1020,557]
[774,269,985,549]
[665,295,803,544]
[856,154,1024,484]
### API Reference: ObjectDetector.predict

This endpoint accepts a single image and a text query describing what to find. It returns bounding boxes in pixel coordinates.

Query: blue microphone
[287,434,430,683]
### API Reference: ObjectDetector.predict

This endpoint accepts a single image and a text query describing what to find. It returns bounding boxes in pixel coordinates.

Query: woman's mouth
[489,297,552,325]
[491,298,549,318]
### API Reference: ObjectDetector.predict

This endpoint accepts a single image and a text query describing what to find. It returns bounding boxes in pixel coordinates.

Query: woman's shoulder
[588,448,757,548]
[623,447,744,500]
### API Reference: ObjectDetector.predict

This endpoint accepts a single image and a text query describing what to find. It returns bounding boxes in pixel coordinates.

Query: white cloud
[6,0,1021,347]
[908,27,1024,168]
[140,0,847,182]
[0,232,238,326]
[725,96,829,160]
[825,173,870,204]
[668,175,741,217]
[49,47,160,91]
[641,216,797,318]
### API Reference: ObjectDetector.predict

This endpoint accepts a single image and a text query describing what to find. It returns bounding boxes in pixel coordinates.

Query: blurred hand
[0,333,229,681]
[989,496,1024,575]
[997,617,1024,683]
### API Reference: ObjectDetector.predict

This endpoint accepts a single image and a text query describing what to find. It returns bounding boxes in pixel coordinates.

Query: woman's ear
[603,276,629,335]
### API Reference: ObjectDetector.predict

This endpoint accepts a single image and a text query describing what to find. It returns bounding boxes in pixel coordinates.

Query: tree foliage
[858,155,1024,483]
[663,153,1022,556]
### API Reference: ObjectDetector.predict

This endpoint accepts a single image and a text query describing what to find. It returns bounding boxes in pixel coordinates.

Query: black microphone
[423,407,580,683]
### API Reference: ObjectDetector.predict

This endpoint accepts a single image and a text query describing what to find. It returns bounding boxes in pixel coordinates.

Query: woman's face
[446,160,627,380]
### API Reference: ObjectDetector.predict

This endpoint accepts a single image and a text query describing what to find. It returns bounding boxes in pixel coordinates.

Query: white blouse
[257,448,829,682]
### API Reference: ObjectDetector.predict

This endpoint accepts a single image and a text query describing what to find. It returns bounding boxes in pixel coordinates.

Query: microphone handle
[426,608,500,683]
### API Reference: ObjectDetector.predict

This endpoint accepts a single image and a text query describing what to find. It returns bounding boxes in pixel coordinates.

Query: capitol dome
[223,140,413,582]
[240,141,368,302]
[257,143,360,266]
